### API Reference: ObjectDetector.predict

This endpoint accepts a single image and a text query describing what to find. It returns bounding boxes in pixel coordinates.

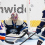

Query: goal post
[26,0,30,31]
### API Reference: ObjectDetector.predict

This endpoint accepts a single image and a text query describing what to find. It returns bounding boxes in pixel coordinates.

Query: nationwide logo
[0,4,26,13]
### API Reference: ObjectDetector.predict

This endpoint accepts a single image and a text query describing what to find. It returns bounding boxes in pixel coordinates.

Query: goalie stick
[5,31,27,44]
[19,32,36,45]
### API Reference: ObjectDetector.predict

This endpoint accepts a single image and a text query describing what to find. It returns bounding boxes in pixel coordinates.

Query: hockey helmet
[11,12,18,20]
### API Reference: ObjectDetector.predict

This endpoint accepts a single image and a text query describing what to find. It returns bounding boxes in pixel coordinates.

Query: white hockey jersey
[0,21,5,41]
[4,17,28,34]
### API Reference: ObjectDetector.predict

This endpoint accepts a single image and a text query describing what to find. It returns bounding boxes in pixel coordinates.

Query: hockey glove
[36,28,41,34]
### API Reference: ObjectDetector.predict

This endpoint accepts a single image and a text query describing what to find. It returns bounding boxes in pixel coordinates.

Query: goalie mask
[11,12,18,20]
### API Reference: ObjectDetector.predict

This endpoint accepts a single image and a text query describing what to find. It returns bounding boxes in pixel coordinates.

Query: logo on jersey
[10,29,18,34]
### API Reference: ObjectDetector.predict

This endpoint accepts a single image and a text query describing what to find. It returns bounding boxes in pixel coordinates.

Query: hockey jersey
[41,9,45,22]
[4,17,28,34]
[42,10,45,18]
[0,21,6,41]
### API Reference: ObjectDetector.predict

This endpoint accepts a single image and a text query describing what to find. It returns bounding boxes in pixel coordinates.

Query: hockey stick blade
[19,32,36,45]
[5,40,14,44]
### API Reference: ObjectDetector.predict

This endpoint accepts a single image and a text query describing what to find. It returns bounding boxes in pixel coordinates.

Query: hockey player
[36,9,45,45]
[3,12,30,37]
[0,21,6,45]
